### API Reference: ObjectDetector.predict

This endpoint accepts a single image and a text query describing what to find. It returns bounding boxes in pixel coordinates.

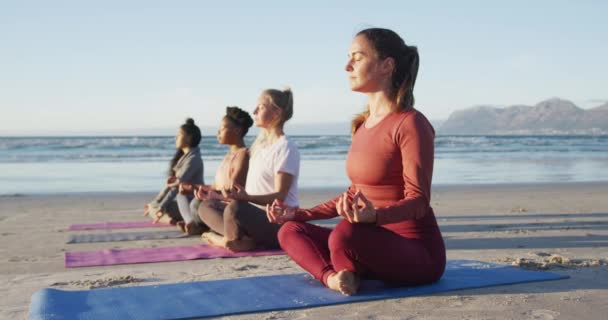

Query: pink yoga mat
[65,245,284,268]
[68,221,172,231]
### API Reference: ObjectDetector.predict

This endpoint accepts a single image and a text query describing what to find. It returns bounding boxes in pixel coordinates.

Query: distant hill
[438,98,608,135]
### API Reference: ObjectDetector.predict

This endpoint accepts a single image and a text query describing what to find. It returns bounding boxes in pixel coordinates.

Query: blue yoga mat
[29,260,567,320]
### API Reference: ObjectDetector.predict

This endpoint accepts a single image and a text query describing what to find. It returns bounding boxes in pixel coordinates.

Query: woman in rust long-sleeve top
[267,28,446,296]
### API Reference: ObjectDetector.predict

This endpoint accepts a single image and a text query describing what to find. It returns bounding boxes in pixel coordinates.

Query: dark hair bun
[225,106,254,129]
[185,118,195,126]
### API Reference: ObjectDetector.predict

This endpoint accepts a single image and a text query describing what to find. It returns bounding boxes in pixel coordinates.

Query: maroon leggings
[278,220,446,286]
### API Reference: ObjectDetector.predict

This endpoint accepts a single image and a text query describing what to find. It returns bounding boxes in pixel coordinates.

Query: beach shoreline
[2,182,607,319]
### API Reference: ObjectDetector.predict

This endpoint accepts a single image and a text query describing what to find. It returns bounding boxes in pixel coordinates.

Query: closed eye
[349,51,364,61]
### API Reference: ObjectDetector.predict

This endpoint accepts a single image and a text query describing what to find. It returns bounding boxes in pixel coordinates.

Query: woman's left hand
[167,178,181,188]
[179,183,194,195]
[222,183,249,201]
[266,199,296,224]
[336,190,376,223]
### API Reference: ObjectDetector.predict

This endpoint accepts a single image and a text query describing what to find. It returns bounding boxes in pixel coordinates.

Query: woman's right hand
[194,185,207,200]
[207,190,224,201]
[266,199,296,224]
[166,176,177,186]
[180,183,195,195]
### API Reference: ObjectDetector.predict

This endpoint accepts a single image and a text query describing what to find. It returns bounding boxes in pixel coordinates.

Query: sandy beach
[2,182,607,319]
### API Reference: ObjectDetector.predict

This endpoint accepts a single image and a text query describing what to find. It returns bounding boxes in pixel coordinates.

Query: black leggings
[198,200,281,249]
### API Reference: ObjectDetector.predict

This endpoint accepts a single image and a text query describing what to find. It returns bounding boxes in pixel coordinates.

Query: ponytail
[167,118,201,176]
[349,28,419,134]
[251,87,294,154]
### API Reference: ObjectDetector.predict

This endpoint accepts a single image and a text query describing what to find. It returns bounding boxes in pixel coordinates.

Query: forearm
[157,188,178,211]
[153,186,171,202]
[374,195,429,225]
[294,205,338,222]
[293,186,353,221]
[244,192,287,206]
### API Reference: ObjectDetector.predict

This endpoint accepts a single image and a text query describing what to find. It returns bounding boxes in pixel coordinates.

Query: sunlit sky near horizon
[1,1,607,135]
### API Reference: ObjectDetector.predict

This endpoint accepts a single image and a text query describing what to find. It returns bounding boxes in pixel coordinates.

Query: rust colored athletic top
[294,109,441,239]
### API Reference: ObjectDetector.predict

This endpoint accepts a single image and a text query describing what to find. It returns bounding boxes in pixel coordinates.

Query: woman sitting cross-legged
[267,28,446,296]
[144,118,203,225]
[178,106,253,235]
[198,88,300,252]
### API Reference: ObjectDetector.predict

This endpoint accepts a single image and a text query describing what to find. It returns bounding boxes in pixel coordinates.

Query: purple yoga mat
[68,221,172,231]
[65,245,284,268]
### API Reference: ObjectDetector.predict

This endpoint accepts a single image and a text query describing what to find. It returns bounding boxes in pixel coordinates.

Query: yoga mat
[67,230,188,244]
[68,221,172,231]
[30,260,568,320]
[65,244,284,268]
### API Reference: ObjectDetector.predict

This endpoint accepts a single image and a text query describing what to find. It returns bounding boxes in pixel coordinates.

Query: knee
[223,200,244,221]
[189,199,200,212]
[197,200,214,219]
[328,220,361,251]
[277,221,306,247]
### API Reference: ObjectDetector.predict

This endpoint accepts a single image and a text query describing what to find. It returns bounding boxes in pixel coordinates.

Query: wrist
[372,208,380,224]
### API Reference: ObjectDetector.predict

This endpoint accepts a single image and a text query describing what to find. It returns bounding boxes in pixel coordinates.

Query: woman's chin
[349,82,364,92]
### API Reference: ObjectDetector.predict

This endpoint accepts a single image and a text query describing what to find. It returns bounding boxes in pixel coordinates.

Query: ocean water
[1,135,607,194]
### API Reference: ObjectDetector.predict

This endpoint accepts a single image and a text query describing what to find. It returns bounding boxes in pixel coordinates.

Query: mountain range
[438,98,608,135]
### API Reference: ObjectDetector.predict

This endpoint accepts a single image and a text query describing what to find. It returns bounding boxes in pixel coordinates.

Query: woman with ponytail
[144,118,204,224]
[199,88,300,252]
[267,28,446,296]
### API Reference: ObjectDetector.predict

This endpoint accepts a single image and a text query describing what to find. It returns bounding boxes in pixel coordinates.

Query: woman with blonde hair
[199,88,300,252]
[268,28,446,296]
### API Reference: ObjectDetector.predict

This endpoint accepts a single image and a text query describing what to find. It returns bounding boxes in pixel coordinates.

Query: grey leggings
[198,200,281,249]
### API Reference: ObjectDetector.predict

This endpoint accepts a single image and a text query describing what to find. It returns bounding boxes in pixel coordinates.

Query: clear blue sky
[1,0,607,135]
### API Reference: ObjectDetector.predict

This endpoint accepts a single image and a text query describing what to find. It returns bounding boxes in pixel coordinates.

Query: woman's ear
[236,126,245,138]
[381,57,395,75]
[271,107,283,124]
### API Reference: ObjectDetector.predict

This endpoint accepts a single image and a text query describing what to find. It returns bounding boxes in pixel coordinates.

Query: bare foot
[185,221,206,235]
[176,221,186,233]
[152,211,173,224]
[202,232,228,248]
[327,270,359,296]
[143,204,149,216]
[225,236,256,252]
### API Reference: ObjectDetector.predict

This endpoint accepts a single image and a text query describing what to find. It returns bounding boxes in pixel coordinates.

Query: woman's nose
[344,60,353,72]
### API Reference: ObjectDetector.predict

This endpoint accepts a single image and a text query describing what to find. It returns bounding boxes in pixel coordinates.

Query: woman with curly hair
[178,106,254,235]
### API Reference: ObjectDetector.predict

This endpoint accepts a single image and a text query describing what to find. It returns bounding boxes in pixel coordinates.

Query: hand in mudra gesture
[179,183,194,195]
[221,183,248,201]
[193,185,207,201]
[166,176,179,187]
[336,190,376,223]
[266,199,296,224]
